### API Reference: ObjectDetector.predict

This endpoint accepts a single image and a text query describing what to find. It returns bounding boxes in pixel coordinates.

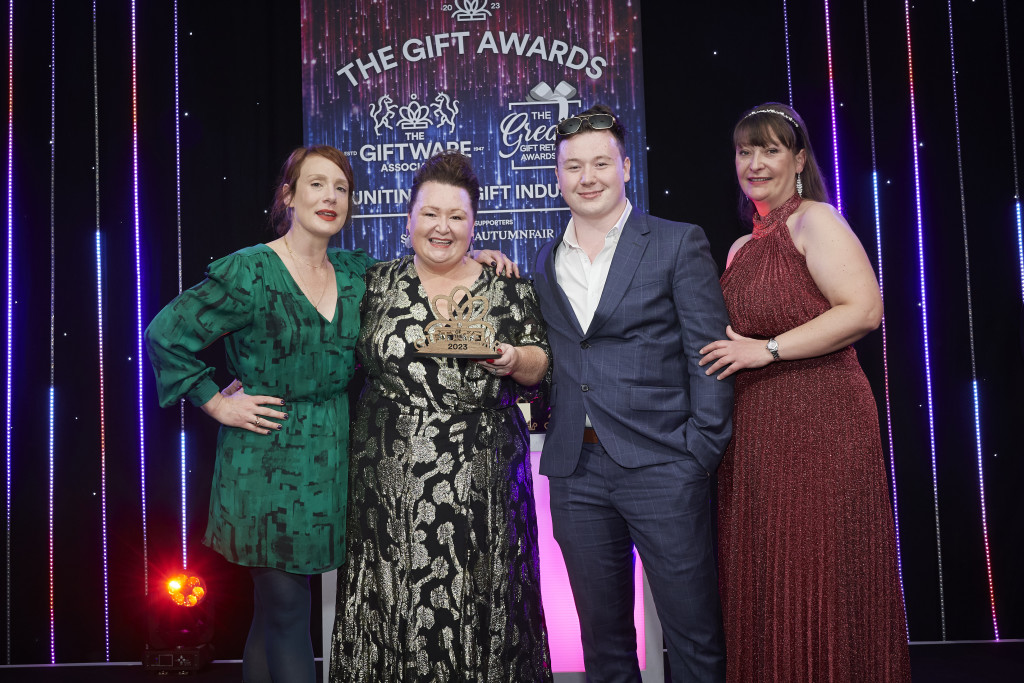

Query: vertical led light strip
[945,0,999,640]
[48,0,56,663]
[4,0,13,662]
[130,0,150,594]
[781,0,794,105]
[904,0,946,640]
[173,0,187,572]
[93,0,111,660]
[822,0,843,213]
[1004,0,1023,297]
[862,0,907,618]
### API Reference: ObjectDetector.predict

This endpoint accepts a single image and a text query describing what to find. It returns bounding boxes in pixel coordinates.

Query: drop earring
[796,173,804,197]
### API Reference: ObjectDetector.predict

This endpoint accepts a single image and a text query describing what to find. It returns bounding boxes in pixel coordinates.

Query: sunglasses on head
[555,113,616,136]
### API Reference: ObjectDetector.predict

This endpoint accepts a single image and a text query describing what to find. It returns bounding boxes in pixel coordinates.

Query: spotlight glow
[905,0,946,640]
[167,573,207,608]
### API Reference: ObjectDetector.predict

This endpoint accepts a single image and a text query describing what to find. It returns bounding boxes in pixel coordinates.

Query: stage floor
[0,642,1021,682]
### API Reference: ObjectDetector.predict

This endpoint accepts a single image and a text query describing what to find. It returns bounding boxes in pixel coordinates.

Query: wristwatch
[766,338,780,360]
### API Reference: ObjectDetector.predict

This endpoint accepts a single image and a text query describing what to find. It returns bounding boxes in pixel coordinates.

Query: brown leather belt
[583,427,599,444]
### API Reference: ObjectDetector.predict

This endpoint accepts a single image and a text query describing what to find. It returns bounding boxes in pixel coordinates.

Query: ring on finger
[254,416,261,427]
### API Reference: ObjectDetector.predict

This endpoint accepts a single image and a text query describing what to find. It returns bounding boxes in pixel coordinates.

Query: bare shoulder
[789,200,856,252]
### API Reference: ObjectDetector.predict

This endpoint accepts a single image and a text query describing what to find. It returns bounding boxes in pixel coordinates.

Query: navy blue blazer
[533,212,734,476]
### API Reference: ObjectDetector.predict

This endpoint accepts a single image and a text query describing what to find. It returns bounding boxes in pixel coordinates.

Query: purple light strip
[904,0,946,639]
[822,0,842,213]
[862,0,906,622]
[946,0,999,640]
[173,0,187,572]
[130,0,150,594]
[781,0,794,105]
[93,0,110,657]
[48,0,56,662]
[5,0,13,662]
[1003,0,1023,298]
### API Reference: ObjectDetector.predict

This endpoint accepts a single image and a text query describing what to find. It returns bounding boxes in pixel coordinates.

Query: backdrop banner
[300,0,649,276]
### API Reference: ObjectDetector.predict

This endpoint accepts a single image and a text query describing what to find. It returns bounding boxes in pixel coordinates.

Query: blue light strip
[863,0,907,626]
[1003,0,1023,298]
[781,0,794,105]
[93,0,111,659]
[904,0,946,640]
[822,0,842,213]
[4,0,14,662]
[48,0,57,663]
[129,0,150,594]
[946,0,999,640]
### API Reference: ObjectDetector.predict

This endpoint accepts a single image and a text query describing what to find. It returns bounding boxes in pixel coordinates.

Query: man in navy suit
[533,104,733,682]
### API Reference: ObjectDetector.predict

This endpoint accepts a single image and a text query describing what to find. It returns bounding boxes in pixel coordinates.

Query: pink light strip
[129,0,150,594]
[93,0,111,660]
[904,0,947,639]
[48,0,56,660]
[862,0,906,623]
[4,0,13,662]
[173,0,188,571]
[945,0,999,640]
[822,0,842,213]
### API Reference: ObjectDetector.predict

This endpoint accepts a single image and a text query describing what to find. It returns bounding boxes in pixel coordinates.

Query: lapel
[544,233,586,338]
[587,212,650,334]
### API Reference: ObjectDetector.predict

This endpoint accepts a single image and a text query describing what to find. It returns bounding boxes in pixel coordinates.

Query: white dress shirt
[554,200,633,429]
[554,200,633,334]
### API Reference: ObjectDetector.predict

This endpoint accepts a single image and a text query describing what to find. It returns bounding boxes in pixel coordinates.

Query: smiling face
[407,181,475,272]
[735,133,806,214]
[555,129,631,229]
[286,154,350,238]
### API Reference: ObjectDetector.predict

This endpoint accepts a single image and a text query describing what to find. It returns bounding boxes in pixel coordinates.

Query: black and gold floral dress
[330,256,553,683]
[145,244,372,574]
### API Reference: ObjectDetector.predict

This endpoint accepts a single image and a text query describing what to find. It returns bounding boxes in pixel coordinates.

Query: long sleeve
[144,252,255,408]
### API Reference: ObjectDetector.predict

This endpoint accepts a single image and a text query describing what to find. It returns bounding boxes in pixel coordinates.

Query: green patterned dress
[330,257,553,682]
[145,244,373,574]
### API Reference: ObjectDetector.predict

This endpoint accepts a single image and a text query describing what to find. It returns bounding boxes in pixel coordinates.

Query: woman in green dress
[145,146,510,683]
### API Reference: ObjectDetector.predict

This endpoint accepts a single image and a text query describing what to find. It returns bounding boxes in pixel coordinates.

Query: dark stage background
[1,0,1023,667]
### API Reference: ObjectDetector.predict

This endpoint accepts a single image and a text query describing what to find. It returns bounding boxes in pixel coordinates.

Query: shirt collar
[562,199,633,250]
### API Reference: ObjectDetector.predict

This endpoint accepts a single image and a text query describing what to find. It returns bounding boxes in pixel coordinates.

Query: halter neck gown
[718,195,910,682]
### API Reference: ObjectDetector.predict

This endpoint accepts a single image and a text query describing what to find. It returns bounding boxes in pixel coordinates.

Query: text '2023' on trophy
[415,285,501,359]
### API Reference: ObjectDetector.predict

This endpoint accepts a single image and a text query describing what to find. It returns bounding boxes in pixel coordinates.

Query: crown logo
[398,95,432,130]
[415,286,500,358]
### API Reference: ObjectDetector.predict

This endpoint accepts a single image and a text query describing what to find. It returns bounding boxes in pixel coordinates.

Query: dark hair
[269,145,356,235]
[407,151,480,217]
[555,103,628,159]
[733,102,831,222]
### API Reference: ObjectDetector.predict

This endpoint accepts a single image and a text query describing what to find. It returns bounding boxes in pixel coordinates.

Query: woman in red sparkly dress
[699,103,911,682]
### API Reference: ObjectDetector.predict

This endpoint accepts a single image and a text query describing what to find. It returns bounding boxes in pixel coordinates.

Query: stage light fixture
[142,572,214,674]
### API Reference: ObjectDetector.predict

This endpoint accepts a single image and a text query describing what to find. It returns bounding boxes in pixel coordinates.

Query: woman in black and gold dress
[330,152,553,682]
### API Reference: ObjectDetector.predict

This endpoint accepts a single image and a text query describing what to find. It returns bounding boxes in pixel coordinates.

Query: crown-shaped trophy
[415,285,500,358]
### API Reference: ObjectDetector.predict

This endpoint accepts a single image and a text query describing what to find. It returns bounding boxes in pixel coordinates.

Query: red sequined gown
[718,194,910,682]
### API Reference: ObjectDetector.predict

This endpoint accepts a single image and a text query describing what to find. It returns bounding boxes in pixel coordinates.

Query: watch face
[767,339,778,352]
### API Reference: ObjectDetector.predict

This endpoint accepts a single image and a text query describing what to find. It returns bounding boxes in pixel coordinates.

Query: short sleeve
[144,251,257,408]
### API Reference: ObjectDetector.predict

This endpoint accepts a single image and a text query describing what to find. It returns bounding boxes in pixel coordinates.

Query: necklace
[282,236,331,309]
[283,234,328,269]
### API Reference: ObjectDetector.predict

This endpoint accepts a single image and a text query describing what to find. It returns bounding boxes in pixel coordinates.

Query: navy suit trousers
[549,442,725,683]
